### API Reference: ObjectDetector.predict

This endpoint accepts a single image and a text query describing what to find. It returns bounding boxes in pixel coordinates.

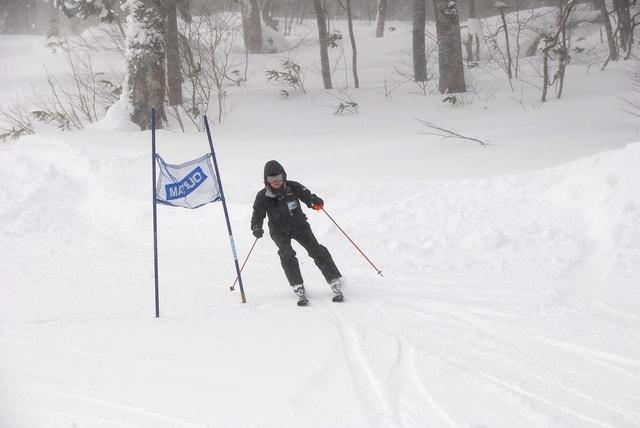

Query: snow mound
[94,91,140,131]
[338,142,640,286]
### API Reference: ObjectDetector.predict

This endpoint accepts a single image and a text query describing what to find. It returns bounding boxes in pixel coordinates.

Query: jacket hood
[263,160,287,181]
[263,160,287,196]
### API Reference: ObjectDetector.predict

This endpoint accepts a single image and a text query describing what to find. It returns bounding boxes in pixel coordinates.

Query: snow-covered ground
[1,11,639,428]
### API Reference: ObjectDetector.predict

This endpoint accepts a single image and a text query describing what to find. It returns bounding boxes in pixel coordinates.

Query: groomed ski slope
[1,13,640,427]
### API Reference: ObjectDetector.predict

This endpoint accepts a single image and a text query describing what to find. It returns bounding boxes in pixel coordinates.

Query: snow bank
[325,141,640,280]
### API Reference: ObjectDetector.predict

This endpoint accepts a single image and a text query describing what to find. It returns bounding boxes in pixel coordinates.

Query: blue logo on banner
[165,166,208,200]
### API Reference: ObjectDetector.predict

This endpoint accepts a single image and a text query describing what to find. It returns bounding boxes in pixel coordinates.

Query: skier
[251,160,343,306]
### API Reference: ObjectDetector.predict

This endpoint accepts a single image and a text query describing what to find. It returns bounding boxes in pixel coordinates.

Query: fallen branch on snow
[415,119,490,147]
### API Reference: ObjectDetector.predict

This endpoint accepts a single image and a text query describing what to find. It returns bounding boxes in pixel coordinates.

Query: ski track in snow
[365,302,460,428]
[324,298,462,428]
[325,303,403,428]
[440,311,640,426]
[347,287,640,428]
[327,302,457,427]
[2,265,640,427]
[315,286,640,428]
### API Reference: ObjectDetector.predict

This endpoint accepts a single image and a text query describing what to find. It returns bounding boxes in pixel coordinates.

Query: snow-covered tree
[52,0,120,21]
[124,0,166,129]
[53,0,174,129]
[52,0,126,36]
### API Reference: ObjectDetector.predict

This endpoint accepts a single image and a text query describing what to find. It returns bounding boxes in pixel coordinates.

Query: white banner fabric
[155,154,221,209]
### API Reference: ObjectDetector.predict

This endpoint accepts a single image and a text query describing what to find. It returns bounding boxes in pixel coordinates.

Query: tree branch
[415,119,490,146]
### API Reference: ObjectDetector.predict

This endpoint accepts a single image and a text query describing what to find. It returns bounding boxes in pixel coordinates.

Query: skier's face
[267,174,284,189]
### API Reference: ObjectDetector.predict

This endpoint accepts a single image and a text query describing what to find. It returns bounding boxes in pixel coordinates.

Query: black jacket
[252,160,322,234]
[251,180,320,234]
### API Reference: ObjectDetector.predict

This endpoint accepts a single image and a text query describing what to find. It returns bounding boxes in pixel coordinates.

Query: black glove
[252,226,264,238]
[310,195,324,210]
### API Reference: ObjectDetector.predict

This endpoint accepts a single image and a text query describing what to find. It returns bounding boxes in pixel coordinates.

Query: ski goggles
[266,174,284,185]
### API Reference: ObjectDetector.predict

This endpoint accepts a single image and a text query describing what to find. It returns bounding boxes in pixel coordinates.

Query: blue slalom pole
[203,116,247,303]
[151,108,160,317]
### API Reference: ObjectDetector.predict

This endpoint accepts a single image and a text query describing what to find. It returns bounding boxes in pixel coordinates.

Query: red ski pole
[230,237,259,291]
[319,207,383,277]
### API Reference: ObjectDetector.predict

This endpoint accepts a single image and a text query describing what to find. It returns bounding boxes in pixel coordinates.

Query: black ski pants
[270,222,341,286]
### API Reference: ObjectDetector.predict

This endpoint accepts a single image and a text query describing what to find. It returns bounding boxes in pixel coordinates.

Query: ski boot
[329,278,344,302]
[292,284,308,306]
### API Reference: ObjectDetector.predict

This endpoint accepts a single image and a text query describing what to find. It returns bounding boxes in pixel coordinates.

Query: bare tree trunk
[283,0,294,35]
[126,0,166,129]
[597,0,618,61]
[313,0,333,89]
[464,34,473,62]
[413,0,428,81]
[164,0,182,106]
[542,47,550,102]
[557,23,569,98]
[365,0,373,24]
[325,0,333,34]
[433,0,466,93]
[346,0,359,88]
[498,6,513,79]
[624,23,636,59]
[242,0,262,53]
[471,0,482,61]
[541,0,575,102]
[261,0,279,31]
[375,0,388,38]
[613,0,632,51]
[297,0,307,24]
[464,0,476,62]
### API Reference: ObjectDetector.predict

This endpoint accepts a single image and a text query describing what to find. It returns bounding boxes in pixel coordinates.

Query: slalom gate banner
[150,108,247,318]
[155,154,221,209]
